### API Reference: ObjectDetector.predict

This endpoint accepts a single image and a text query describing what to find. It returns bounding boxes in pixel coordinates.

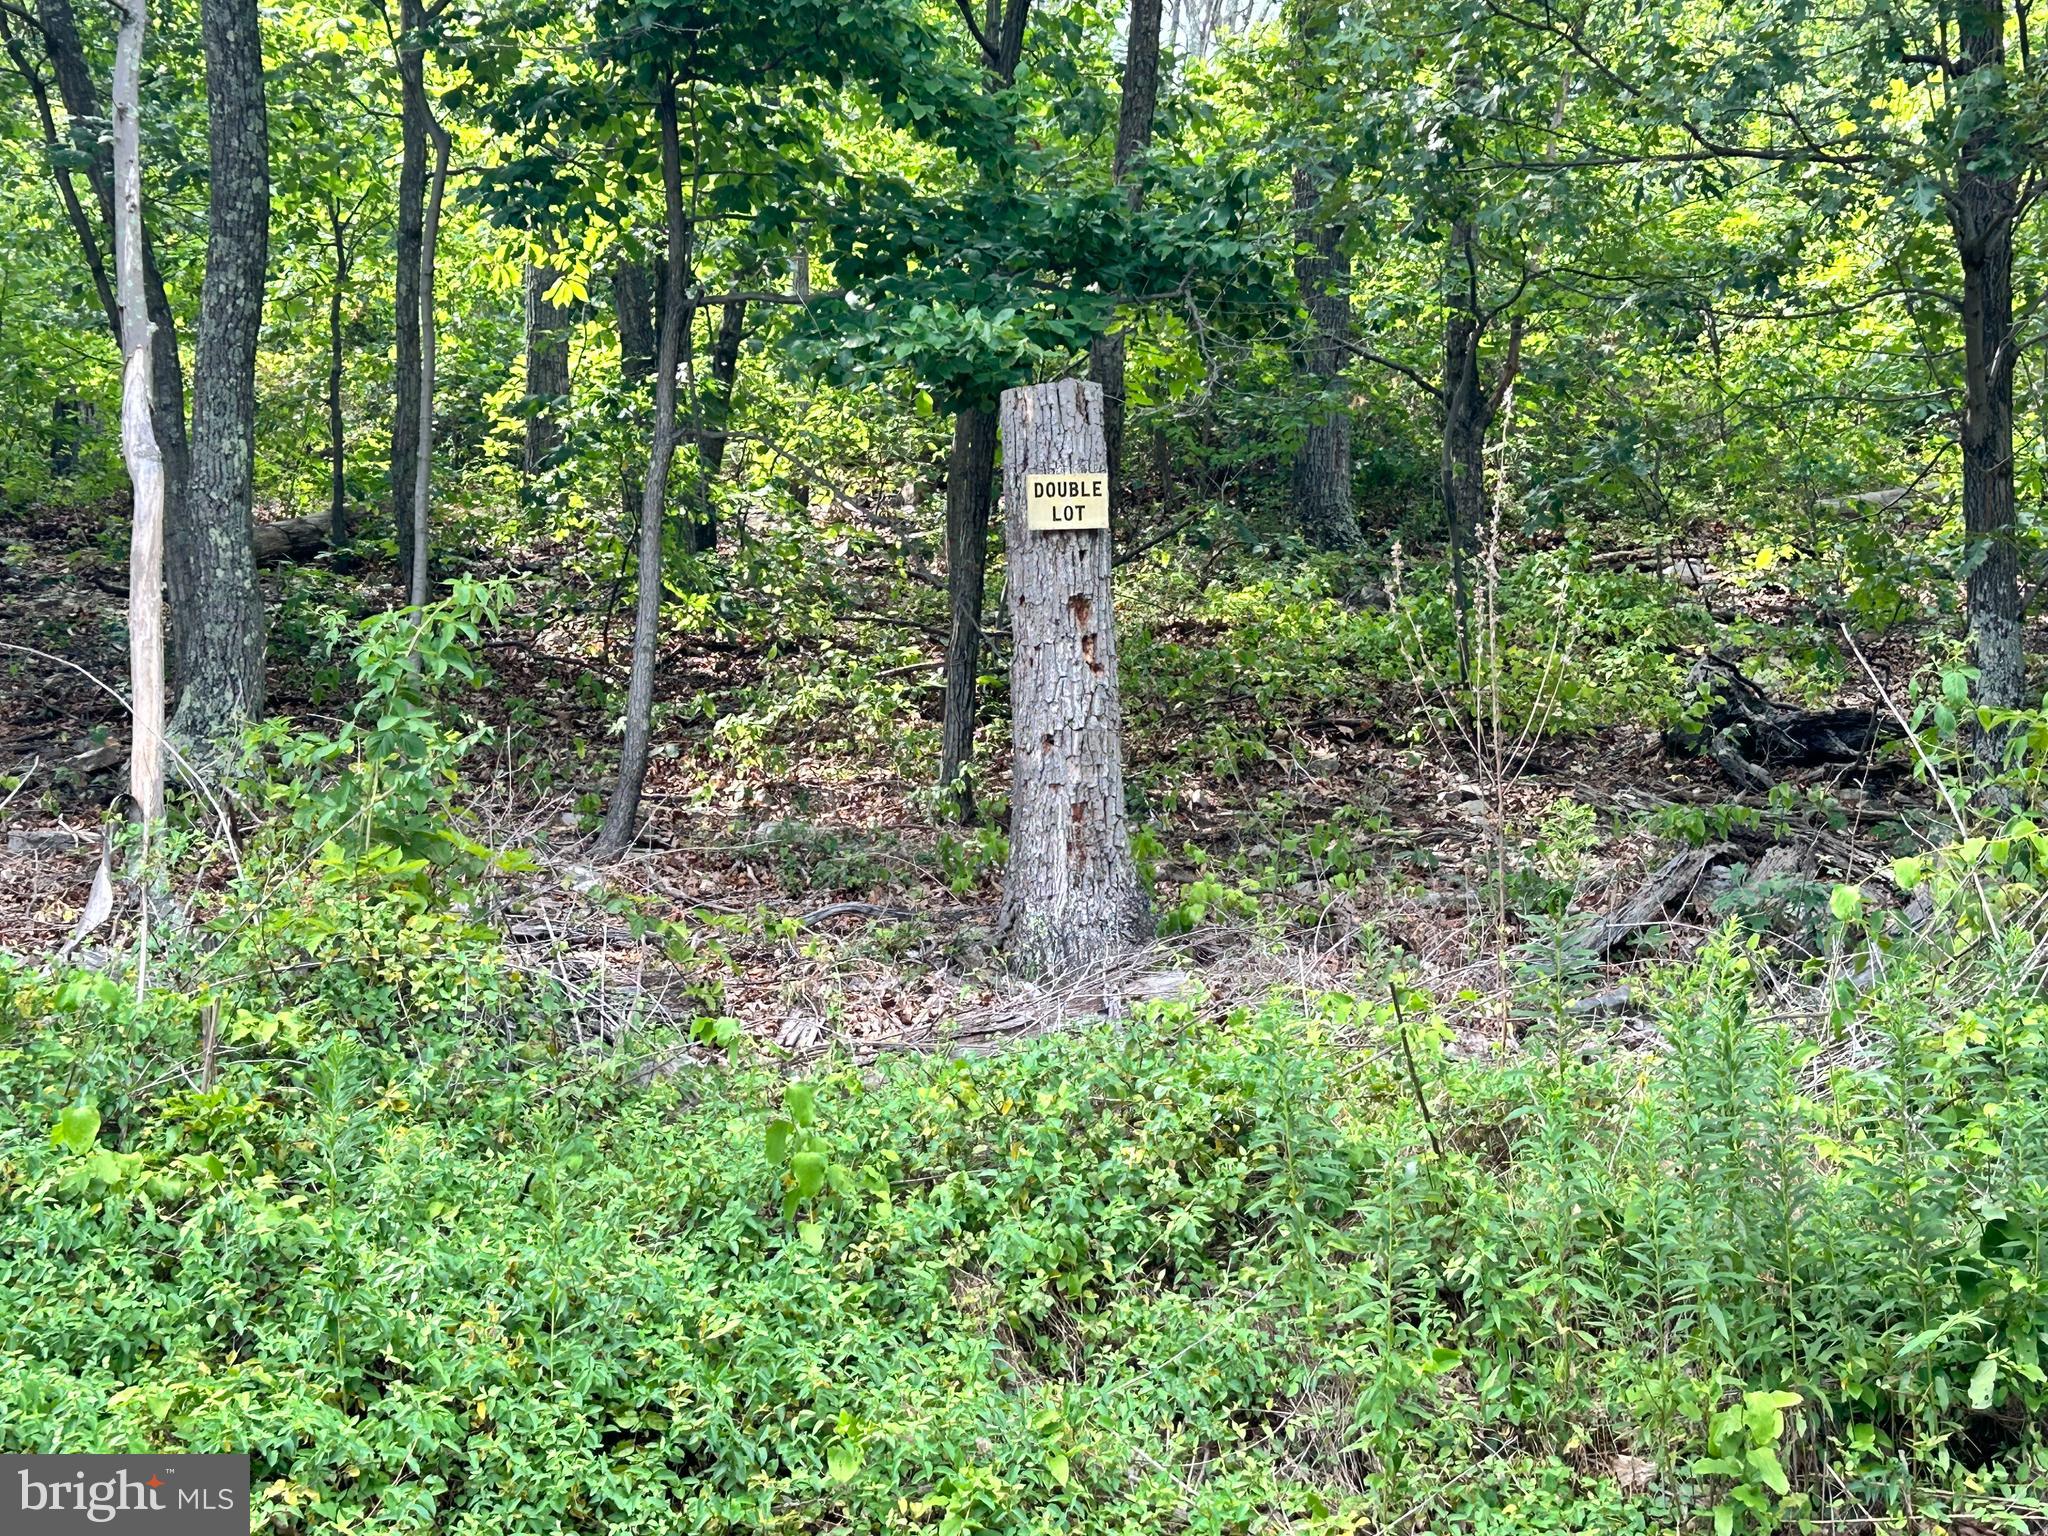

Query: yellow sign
[1025,473,1109,531]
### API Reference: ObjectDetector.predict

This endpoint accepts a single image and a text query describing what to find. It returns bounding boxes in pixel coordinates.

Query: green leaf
[1746,1446,1789,1496]
[1712,1502,1734,1536]
[786,1081,817,1128]
[798,1220,825,1253]
[1048,1453,1069,1486]
[52,1103,100,1155]
[826,1441,863,1483]
[791,1151,827,1199]
[1828,883,1864,923]
[765,1118,793,1164]
[1969,1356,1999,1411]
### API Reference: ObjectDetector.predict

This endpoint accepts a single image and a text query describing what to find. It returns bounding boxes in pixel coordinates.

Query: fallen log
[1664,653,1893,791]
[252,513,330,565]
[1570,842,1739,957]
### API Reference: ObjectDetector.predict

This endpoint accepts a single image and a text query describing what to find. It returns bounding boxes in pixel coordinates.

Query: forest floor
[0,491,1941,1053]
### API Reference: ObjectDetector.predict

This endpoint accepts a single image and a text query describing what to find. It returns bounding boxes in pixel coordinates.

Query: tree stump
[995,379,1152,976]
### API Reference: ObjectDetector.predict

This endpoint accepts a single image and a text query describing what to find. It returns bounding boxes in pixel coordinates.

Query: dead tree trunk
[940,407,997,819]
[35,0,192,667]
[522,261,570,479]
[995,378,1151,976]
[593,71,690,861]
[176,0,269,748]
[110,0,163,820]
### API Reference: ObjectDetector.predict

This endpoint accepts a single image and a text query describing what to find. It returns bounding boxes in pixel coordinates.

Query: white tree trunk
[996,378,1151,977]
[111,0,164,821]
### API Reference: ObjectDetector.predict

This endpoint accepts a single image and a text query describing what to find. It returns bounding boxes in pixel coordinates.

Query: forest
[4,0,2048,1529]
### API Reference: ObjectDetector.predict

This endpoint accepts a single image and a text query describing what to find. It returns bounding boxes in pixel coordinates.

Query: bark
[35,0,192,646]
[593,74,690,861]
[613,256,657,521]
[1954,0,2026,741]
[1289,167,1360,551]
[175,0,269,749]
[684,292,746,552]
[940,408,998,817]
[1084,0,1163,519]
[409,108,449,613]
[995,378,1151,976]
[109,0,164,820]
[522,261,571,479]
[327,200,350,542]
[390,0,426,574]
[1439,216,1522,681]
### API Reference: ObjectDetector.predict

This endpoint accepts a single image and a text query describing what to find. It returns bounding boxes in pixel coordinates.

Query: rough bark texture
[175,0,268,748]
[1084,0,1163,519]
[1439,217,1522,678]
[110,0,164,820]
[36,0,192,649]
[594,74,690,861]
[409,110,449,612]
[1955,0,2026,737]
[939,408,997,817]
[389,0,426,575]
[1290,167,1360,551]
[995,379,1151,977]
[522,261,571,479]
[684,293,746,553]
[613,256,657,522]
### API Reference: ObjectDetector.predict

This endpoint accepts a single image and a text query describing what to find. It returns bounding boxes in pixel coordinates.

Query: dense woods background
[4,0,2048,1531]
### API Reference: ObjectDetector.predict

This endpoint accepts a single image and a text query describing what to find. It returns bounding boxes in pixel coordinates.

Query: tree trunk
[110,0,164,821]
[409,109,449,614]
[593,73,690,861]
[613,256,657,522]
[1955,0,2025,744]
[35,0,192,656]
[940,407,997,819]
[522,261,571,479]
[995,378,1151,976]
[390,0,425,575]
[1290,167,1360,551]
[327,202,350,543]
[684,292,745,553]
[937,0,1033,815]
[1084,0,1163,520]
[174,0,268,749]
[3,12,119,340]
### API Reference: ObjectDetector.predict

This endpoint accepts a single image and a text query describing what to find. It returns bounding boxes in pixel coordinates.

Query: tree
[109,0,164,821]
[28,0,193,650]
[592,68,688,860]
[1086,0,1164,519]
[408,100,449,612]
[938,0,1033,822]
[522,259,571,479]
[995,378,1150,974]
[1283,0,1362,552]
[176,0,269,747]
